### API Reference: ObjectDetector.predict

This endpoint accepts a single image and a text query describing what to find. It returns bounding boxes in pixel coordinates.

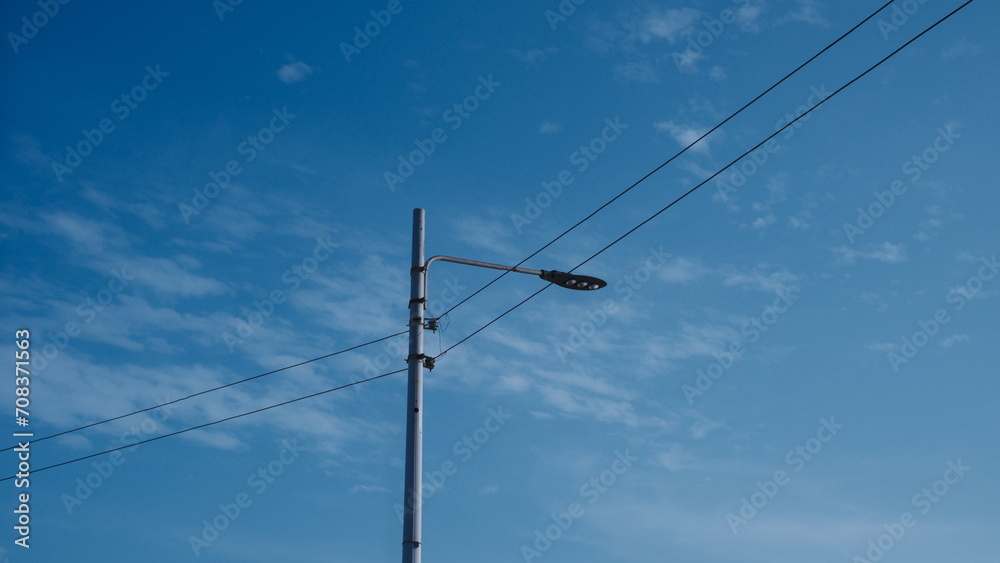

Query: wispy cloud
[45,211,130,255]
[740,174,789,231]
[939,334,969,348]
[654,120,712,154]
[633,7,702,44]
[833,242,907,264]
[589,6,704,82]
[511,47,558,64]
[350,484,390,494]
[865,342,896,353]
[615,58,664,83]
[539,121,562,135]
[942,39,982,61]
[449,215,519,259]
[10,133,51,171]
[657,256,709,284]
[720,266,798,293]
[650,443,691,470]
[277,60,313,84]
[686,409,725,439]
[788,209,813,230]
[734,2,766,32]
[128,256,230,297]
[784,0,828,26]
[43,212,229,297]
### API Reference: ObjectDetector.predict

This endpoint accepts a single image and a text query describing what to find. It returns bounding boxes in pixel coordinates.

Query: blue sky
[1,0,998,561]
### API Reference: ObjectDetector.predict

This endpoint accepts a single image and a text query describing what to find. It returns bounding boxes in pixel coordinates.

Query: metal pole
[402,208,425,563]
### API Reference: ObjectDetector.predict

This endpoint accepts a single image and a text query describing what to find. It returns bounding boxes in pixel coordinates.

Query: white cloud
[940,334,969,348]
[539,121,562,135]
[654,120,711,154]
[737,174,790,231]
[636,7,701,44]
[449,215,519,259]
[744,214,777,230]
[943,39,981,61]
[654,322,741,361]
[350,484,390,494]
[497,374,532,393]
[11,133,51,171]
[277,61,313,84]
[41,212,229,297]
[511,47,558,64]
[946,284,988,303]
[615,59,663,83]
[833,242,907,264]
[785,0,828,26]
[650,443,691,470]
[687,410,724,439]
[129,256,230,297]
[45,211,130,255]
[868,243,907,263]
[657,256,709,284]
[295,254,406,337]
[590,6,718,80]
[735,3,765,32]
[535,383,662,428]
[672,49,703,74]
[788,210,813,230]
[81,185,168,230]
[721,266,798,293]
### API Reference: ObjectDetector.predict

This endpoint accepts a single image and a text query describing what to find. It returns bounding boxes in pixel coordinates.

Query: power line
[2,331,406,452]
[436,0,976,360]
[1,368,406,481]
[432,0,896,322]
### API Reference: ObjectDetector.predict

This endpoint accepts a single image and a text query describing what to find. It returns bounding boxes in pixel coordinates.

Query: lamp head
[539,270,607,291]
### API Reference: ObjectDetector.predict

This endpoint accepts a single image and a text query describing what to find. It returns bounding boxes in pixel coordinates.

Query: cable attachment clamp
[407,353,436,370]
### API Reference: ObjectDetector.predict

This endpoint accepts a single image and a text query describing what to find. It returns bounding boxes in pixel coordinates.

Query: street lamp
[401,208,606,563]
